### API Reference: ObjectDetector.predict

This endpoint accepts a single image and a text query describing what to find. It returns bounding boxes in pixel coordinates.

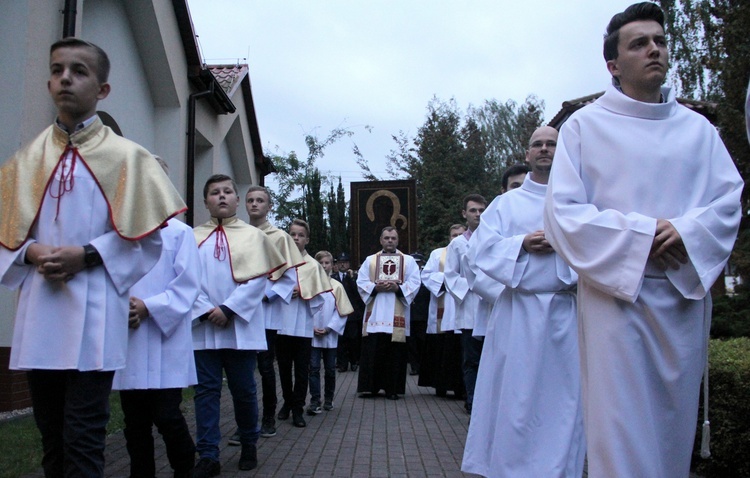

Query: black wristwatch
[83,244,103,268]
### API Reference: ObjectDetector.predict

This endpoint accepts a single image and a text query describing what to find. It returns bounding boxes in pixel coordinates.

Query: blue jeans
[309,347,337,405]
[461,329,483,406]
[194,349,258,461]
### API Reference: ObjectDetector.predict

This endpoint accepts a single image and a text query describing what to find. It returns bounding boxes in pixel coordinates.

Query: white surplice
[357,251,421,335]
[311,282,348,349]
[421,247,457,334]
[113,219,201,390]
[258,221,301,330]
[544,84,743,478]
[0,158,162,371]
[445,234,491,336]
[462,175,584,478]
[191,226,267,351]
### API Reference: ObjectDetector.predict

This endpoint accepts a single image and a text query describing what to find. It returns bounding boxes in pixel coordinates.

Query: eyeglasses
[529,141,557,149]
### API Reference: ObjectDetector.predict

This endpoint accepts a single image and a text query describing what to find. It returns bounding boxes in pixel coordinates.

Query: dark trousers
[276,334,312,413]
[120,388,195,477]
[357,333,408,395]
[461,329,484,406]
[309,347,337,404]
[27,369,114,478]
[336,319,362,368]
[407,320,427,372]
[257,329,278,419]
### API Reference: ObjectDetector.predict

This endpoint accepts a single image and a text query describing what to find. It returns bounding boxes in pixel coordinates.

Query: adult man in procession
[462,126,584,477]
[544,3,743,477]
[418,224,466,398]
[444,194,490,414]
[356,227,421,399]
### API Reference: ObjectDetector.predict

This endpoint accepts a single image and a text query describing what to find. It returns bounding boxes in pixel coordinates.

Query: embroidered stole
[364,251,406,343]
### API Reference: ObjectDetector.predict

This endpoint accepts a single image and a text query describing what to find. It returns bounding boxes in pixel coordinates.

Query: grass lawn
[0,389,194,478]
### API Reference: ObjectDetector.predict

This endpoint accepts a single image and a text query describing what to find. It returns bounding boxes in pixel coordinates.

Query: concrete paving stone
[23,366,483,477]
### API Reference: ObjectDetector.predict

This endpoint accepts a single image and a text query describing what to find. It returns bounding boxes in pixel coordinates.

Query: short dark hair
[291,218,310,237]
[603,2,665,61]
[50,37,111,83]
[246,185,273,206]
[381,226,397,237]
[462,194,487,211]
[502,164,531,191]
[203,174,238,200]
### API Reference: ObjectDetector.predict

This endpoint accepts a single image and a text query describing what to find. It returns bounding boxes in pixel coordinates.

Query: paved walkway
[24,367,475,477]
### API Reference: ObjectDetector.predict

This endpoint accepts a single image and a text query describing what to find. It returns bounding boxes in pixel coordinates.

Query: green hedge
[711,291,750,339]
[691,337,750,477]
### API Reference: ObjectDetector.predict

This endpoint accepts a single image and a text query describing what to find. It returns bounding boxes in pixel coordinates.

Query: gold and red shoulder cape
[194,217,285,283]
[296,251,333,300]
[257,221,306,281]
[0,118,186,250]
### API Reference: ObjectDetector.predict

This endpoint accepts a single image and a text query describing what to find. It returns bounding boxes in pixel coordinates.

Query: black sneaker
[194,457,220,478]
[306,403,322,415]
[238,444,258,471]
[323,401,334,411]
[260,416,276,437]
[228,430,240,446]
[277,405,290,420]
[350,363,359,372]
[292,410,306,427]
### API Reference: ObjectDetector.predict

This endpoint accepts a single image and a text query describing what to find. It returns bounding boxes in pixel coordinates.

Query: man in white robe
[418,224,465,397]
[113,215,201,477]
[543,4,743,477]
[356,226,421,399]
[445,195,491,414]
[462,126,584,477]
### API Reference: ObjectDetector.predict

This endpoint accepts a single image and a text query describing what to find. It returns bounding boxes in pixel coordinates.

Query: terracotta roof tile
[208,64,249,96]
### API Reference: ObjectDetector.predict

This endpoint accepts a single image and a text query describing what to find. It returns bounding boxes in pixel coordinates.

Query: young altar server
[307,250,353,415]
[275,219,330,428]
[0,38,185,476]
[191,174,285,476]
[112,157,201,477]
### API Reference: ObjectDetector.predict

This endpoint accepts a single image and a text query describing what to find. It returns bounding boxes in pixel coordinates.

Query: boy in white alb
[0,38,185,477]
[112,157,200,477]
[191,174,285,476]
[307,251,353,415]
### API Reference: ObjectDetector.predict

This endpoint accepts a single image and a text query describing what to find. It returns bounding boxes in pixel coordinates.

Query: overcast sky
[187,0,642,192]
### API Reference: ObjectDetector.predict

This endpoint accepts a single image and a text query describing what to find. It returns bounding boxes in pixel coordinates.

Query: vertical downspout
[186,81,214,226]
[62,0,77,38]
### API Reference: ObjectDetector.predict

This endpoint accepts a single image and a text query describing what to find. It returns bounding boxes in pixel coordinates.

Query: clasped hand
[650,219,688,271]
[375,280,399,292]
[523,230,553,254]
[27,243,85,282]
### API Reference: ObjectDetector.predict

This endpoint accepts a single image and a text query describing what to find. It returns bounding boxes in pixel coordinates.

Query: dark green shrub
[692,338,750,477]
[711,287,750,339]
